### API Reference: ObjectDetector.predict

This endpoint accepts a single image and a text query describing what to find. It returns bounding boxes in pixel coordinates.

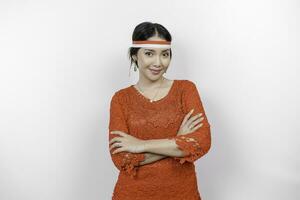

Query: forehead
[142,48,171,52]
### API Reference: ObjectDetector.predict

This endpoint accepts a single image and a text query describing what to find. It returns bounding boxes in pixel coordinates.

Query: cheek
[139,57,152,66]
[162,58,171,65]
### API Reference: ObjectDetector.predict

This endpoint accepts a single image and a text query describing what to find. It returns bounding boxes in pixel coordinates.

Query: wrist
[142,139,151,152]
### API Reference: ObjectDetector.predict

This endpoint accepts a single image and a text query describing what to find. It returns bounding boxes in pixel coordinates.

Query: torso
[111,79,204,200]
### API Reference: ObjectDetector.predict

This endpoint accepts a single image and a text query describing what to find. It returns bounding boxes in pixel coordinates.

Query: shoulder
[110,85,132,104]
[176,79,196,85]
[177,79,198,90]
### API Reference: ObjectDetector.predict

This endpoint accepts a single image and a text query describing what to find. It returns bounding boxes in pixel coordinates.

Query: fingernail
[191,109,194,113]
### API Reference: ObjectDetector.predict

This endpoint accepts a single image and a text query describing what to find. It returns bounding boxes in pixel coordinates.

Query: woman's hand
[177,109,204,135]
[109,131,147,154]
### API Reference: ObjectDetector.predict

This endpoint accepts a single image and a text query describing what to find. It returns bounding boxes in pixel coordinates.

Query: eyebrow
[144,49,170,52]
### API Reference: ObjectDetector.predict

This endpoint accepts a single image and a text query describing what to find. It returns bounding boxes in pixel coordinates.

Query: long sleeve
[108,92,145,178]
[172,80,212,164]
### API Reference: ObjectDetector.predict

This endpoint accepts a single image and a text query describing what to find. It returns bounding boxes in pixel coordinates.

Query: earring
[133,60,138,72]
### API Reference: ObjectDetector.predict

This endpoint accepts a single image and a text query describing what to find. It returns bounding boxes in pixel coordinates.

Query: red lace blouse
[108,79,211,200]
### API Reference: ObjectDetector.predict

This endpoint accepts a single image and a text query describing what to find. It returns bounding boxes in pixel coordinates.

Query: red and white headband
[131,40,171,48]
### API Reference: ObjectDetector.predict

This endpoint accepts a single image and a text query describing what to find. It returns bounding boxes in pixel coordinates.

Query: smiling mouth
[149,68,162,75]
[150,69,161,72]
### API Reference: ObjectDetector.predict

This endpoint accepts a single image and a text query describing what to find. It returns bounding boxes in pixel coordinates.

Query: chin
[147,74,162,82]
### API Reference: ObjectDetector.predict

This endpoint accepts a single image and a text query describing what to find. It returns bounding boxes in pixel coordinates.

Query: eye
[163,52,170,57]
[145,52,153,56]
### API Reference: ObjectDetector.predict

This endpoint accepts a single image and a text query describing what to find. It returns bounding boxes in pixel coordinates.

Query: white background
[0,0,299,199]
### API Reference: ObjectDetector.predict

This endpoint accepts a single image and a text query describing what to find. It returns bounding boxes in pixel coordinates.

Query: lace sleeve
[172,80,212,164]
[108,92,145,178]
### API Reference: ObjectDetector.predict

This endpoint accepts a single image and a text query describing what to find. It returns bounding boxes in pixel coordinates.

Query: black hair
[127,22,172,73]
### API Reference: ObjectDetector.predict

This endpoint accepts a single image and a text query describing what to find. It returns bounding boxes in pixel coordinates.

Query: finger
[191,123,203,131]
[199,116,204,122]
[109,137,123,144]
[109,138,118,144]
[191,117,204,126]
[110,143,120,151]
[112,147,125,154]
[109,138,116,145]
[187,121,197,130]
[109,142,122,150]
[118,131,128,137]
[190,113,203,122]
[186,115,199,129]
[109,145,115,151]
[110,130,119,134]
[182,109,194,125]
[110,131,125,136]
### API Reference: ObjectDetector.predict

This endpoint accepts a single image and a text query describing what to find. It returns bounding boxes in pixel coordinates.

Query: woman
[108,22,211,200]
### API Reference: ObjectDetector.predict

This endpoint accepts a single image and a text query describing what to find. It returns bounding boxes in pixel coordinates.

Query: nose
[153,56,162,67]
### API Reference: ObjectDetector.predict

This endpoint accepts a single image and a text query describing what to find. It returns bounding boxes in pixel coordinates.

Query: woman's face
[133,37,171,81]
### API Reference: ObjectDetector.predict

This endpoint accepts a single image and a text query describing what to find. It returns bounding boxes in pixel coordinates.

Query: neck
[137,76,165,90]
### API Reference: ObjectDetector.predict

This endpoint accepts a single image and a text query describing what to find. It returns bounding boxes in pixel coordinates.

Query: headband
[131,40,171,48]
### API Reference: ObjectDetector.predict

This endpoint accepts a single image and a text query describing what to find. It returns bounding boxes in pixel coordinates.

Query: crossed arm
[109,130,189,166]
[138,139,189,166]
[110,126,210,169]
[139,153,168,166]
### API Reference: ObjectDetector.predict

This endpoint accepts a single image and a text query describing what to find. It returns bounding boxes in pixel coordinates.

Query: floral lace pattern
[173,133,210,164]
[121,152,145,178]
[108,79,211,200]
